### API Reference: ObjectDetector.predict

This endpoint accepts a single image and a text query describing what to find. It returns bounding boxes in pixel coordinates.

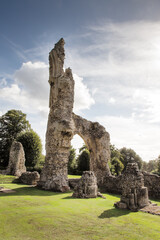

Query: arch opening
[68,134,90,177]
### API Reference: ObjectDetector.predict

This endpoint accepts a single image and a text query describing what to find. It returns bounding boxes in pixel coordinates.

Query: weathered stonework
[72,171,98,198]
[143,171,160,199]
[38,38,111,192]
[73,114,111,184]
[114,161,150,211]
[19,171,40,185]
[38,38,74,192]
[6,141,26,177]
[100,171,160,200]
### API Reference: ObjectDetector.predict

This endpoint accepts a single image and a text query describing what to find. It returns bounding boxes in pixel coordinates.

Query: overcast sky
[1,0,160,161]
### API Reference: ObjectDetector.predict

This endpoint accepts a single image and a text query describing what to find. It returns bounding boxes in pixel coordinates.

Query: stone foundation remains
[72,171,98,198]
[142,171,160,199]
[38,38,110,192]
[6,141,26,177]
[100,171,160,200]
[114,161,150,211]
[19,171,40,185]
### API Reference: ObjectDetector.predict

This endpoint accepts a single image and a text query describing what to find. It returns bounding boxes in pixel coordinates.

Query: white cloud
[66,20,160,122]
[73,73,95,112]
[96,115,160,162]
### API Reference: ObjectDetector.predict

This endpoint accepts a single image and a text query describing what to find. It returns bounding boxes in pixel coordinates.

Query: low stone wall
[68,172,160,200]
[99,175,122,194]
[100,172,160,200]
[143,172,160,199]
[68,178,80,189]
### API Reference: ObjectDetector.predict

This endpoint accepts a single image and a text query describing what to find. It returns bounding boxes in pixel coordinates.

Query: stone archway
[72,113,110,182]
[38,38,111,192]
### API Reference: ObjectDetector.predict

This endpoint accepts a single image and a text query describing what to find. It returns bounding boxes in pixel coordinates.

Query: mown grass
[0,179,160,240]
[0,175,17,183]
[68,174,81,179]
[0,174,81,184]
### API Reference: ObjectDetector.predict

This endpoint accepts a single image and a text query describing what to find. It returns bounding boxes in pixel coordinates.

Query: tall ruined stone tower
[38,38,74,191]
[38,38,111,192]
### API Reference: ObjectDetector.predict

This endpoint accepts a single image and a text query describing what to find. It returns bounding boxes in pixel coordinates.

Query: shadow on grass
[99,208,130,218]
[0,185,72,197]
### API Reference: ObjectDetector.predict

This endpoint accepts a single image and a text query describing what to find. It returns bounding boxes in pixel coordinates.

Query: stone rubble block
[6,141,26,177]
[19,171,40,185]
[114,160,150,211]
[72,171,98,198]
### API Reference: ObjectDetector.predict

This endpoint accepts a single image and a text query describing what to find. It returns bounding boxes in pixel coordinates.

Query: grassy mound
[0,181,160,240]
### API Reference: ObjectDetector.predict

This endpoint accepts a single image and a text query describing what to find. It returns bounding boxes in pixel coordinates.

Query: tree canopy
[17,130,42,168]
[68,146,77,174]
[0,110,31,167]
[120,147,143,171]
[109,144,124,176]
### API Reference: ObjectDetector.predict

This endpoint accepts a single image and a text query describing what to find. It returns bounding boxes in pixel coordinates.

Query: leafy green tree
[110,144,124,175]
[0,110,31,167]
[110,157,124,176]
[142,161,148,171]
[68,146,77,174]
[120,147,143,171]
[146,159,158,173]
[157,156,160,174]
[17,130,42,168]
[77,144,90,174]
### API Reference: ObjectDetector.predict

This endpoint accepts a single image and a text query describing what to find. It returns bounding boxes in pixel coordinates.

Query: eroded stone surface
[6,141,26,177]
[114,160,150,211]
[143,171,160,199]
[38,38,111,192]
[38,38,74,192]
[72,171,98,198]
[73,113,111,184]
[19,171,40,185]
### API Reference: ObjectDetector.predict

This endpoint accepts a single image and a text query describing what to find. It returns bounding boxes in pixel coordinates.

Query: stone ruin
[5,141,26,177]
[114,160,150,211]
[19,171,40,185]
[72,171,98,198]
[38,38,111,192]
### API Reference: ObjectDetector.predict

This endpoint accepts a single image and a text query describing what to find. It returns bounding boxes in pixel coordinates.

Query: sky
[1,0,160,162]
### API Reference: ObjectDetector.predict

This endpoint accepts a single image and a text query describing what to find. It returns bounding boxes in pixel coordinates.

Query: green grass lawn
[0,174,17,183]
[0,181,160,240]
[68,174,81,179]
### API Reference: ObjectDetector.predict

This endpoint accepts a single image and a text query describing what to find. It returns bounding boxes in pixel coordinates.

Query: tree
[77,144,90,174]
[146,159,158,173]
[17,130,42,168]
[158,157,160,174]
[110,157,124,176]
[120,147,143,171]
[142,161,148,171]
[68,146,77,174]
[0,110,31,167]
[110,144,124,175]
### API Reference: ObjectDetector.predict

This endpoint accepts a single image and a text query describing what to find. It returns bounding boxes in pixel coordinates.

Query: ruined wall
[73,113,111,183]
[143,172,160,199]
[38,38,111,192]
[6,141,26,177]
[101,171,160,200]
[114,161,150,211]
[38,38,74,192]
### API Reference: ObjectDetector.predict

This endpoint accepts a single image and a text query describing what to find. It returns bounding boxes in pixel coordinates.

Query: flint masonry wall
[100,171,160,199]
[38,38,111,192]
